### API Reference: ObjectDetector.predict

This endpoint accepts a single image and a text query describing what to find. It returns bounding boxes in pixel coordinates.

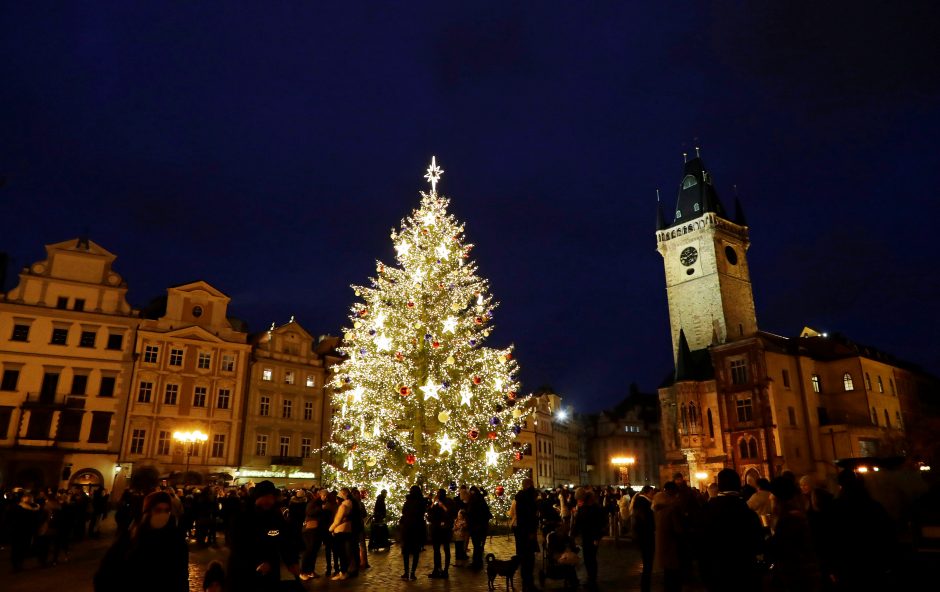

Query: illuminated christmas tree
[323,157,528,514]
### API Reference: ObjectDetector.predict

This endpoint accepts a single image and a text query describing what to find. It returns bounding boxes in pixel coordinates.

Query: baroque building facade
[655,154,932,489]
[582,386,662,487]
[0,239,139,491]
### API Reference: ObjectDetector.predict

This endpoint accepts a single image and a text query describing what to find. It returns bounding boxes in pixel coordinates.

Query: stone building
[0,238,139,492]
[238,319,333,485]
[655,153,935,488]
[511,390,583,488]
[582,386,662,487]
[117,281,251,488]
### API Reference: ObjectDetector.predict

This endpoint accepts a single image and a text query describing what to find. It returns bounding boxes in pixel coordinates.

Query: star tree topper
[424,155,444,195]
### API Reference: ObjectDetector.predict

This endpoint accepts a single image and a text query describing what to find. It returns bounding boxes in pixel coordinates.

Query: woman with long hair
[400,485,427,581]
[94,491,188,592]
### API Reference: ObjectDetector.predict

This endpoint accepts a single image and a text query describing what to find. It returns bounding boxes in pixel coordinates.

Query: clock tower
[656,154,757,363]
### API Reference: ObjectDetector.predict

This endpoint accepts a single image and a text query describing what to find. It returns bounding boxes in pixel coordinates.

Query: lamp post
[173,430,208,484]
[611,456,636,487]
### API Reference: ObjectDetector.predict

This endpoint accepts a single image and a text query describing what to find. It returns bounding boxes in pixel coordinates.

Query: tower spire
[656,189,666,230]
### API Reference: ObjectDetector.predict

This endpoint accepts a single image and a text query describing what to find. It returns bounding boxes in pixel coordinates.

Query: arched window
[682,175,698,189]
[843,373,854,391]
[884,409,890,428]
[739,438,750,459]
[748,438,758,459]
[680,404,688,432]
[865,373,872,390]
[871,407,878,426]
[896,411,903,430]
[707,408,715,438]
[689,402,698,428]
[877,376,884,393]
[811,374,821,393]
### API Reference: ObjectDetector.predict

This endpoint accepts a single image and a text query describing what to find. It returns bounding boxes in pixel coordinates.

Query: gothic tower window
[680,404,688,432]
[707,408,714,438]
[748,438,758,459]
[739,438,749,459]
[689,402,698,429]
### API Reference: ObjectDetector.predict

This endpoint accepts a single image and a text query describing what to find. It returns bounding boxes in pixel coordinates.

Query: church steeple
[671,156,727,226]
[675,329,694,381]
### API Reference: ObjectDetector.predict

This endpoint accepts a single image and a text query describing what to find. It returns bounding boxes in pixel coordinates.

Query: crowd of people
[0,466,919,592]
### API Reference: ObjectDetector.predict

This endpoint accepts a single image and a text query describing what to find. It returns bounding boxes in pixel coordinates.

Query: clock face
[679,247,698,267]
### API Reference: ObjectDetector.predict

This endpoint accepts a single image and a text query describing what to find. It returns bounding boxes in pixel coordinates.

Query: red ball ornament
[406,454,416,465]
[432,341,440,349]
[474,316,483,325]
[468,429,480,440]
[487,431,497,440]
[351,443,359,451]
[395,351,404,361]
[358,309,368,318]
[514,452,522,461]
[473,376,482,385]
[407,301,415,308]
[496,486,505,497]
[505,353,513,361]
[400,386,411,396]
[507,391,516,401]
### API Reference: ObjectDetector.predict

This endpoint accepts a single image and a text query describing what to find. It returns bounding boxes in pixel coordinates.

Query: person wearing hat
[226,481,302,592]
[94,491,188,592]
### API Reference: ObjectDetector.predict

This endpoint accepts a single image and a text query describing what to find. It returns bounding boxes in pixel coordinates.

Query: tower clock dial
[679,247,698,267]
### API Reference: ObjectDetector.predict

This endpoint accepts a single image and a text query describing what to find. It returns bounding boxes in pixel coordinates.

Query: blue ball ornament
[469,339,477,346]
[490,417,500,426]
[442,381,450,389]
[449,482,458,492]
[359,348,367,355]
[369,329,376,335]
[425,333,432,341]
[343,423,352,431]
[387,440,396,450]
[344,376,351,383]
[512,425,522,435]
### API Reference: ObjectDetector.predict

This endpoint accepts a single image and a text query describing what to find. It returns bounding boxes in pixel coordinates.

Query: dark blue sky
[2,2,939,412]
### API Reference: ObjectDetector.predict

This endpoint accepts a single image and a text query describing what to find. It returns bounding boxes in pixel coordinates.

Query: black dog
[486,553,520,592]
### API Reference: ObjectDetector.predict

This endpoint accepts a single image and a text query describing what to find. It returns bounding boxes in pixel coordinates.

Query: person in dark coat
[699,469,764,592]
[369,489,390,550]
[513,479,540,592]
[572,488,606,590]
[427,489,455,578]
[226,481,302,592]
[631,486,656,592]
[466,486,492,569]
[94,491,189,592]
[10,492,40,572]
[300,489,323,580]
[399,485,427,580]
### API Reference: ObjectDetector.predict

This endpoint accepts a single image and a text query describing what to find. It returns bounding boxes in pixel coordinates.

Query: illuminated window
[843,373,854,391]
[262,368,273,381]
[811,374,821,393]
[693,202,700,212]
[877,376,884,393]
[285,371,295,385]
[682,175,697,189]
[306,375,315,387]
[256,434,268,456]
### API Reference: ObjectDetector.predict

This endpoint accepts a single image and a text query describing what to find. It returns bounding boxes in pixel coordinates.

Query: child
[203,560,225,592]
[452,509,469,565]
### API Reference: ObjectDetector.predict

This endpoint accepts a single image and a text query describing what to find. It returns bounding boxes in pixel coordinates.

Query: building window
[285,371,295,385]
[865,373,872,390]
[51,328,69,345]
[212,434,226,458]
[217,388,231,410]
[88,412,112,443]
[143,345,159,363]
[11,324,30,342]
[883,409,890,428]
[222,354,236,372]
[680,404,688,431]
[262,368,273,381]
[889,378,896,396]
[781,369,790,389]
[306,375,315,387]
[279,436,291,456]
[106,333,123,350]
[688,402,699,428]
[735,398,753,422]
[282,399,293,419]
[130,429,146,454]
[79,331,97,348]
[811,374,821,393]
[0,369,20,391]
[301,437,312,458]
[706,408,714,438]
[138,381,154,403]
[164,384,179,405]
[871,407,878,426]
[73,298,85,311]
[169,348,183,366]
[193,386,207,407]
[56,297,69,309]
[749,438,758,458]
[260,396,270,416]
[157,431,171,456]
[70,374,88,395]
[788,406,797,427]
[98,376,115,397]
[877,376,884,393]
[896,411,903,430]
[843,373,854,391]
[256,434,268,456]
[739,438,750,459]
[730,359,748,385]
[198,352,212,369]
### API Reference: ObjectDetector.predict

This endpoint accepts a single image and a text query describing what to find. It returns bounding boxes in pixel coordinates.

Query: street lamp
[611,456,636,486]
[173,430,208,484]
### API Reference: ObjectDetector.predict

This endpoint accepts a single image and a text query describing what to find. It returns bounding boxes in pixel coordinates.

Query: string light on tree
[321,156,529,516]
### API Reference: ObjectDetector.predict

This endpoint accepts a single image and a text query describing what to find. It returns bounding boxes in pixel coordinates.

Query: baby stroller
[538,529,580,590]
[368,519,391,551]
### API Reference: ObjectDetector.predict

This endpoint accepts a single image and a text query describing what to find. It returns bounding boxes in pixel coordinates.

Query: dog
[486,553,520,592]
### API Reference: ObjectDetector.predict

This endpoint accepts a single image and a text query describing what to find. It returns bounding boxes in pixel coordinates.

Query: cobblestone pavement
[1,519,685,592]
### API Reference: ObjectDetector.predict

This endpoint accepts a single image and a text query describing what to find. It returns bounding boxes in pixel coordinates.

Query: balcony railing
[270,455,304,467]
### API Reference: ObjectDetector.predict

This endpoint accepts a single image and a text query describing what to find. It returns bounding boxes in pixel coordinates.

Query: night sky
[2,2,939,412]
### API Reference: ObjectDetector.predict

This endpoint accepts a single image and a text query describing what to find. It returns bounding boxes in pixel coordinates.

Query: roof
[670,157,727,227]
[756,330,923,371]
[660,329,715,387]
